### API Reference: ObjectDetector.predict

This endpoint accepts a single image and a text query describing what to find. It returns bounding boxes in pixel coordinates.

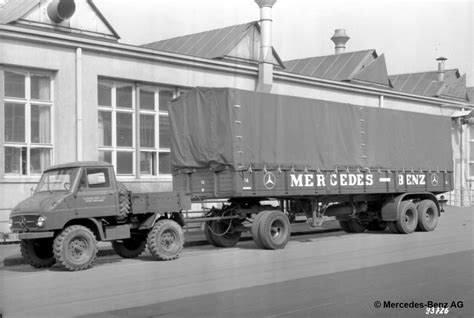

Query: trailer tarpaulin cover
[169,87,453,172]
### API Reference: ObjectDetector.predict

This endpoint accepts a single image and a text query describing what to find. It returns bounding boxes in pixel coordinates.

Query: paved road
[0,207,472,318]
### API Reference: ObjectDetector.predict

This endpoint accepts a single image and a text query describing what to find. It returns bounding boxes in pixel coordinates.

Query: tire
[251,212,266,248]
[339,220,352,233]
[208,221,241,248]
[417,200,439,232]
[111,237,147,258]
[257,211,291,250]
[366,220,388,231]
[395,201,418,234]
[53,225,98,271]
[117,182,130,221]
[147,219,184,261]
[20,239,55,268]
[387,221,400,233]
[347,219,366,233]
[204,222,220,247]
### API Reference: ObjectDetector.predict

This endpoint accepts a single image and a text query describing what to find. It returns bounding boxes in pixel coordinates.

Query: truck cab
[10,162,119,234]
[9,161,188,271]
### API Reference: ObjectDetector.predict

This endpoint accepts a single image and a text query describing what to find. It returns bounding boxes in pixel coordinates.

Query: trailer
[9,87,453,270]
[170,87,453,249]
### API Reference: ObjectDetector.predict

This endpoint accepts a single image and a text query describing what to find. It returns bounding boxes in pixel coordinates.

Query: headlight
[36,216,46,228]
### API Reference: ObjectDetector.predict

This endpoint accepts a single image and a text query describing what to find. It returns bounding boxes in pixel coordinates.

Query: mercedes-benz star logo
[19,216,27,228]
[431,173,439,187]
[263,172,276,190]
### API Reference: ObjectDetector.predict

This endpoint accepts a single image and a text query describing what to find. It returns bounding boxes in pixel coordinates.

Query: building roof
[0,0,38,24]
[467,87,474,102]
[284,50,392,88]
[142,21,284,68]
[389,69,468,100]
[0,0,120,40]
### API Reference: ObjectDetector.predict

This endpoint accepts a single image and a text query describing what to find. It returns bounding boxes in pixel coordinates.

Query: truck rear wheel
[366,220,388,231]
[395,201,418,234]
[339,220,352,233]
[251,212,266,248]
[20,239,55,268]
[347,219,366,233]
[257,211,291,250]
[387,221,400,233]
[206,221,241,248]
[416,200,439,232]
[112,237,147,258]
[204,222,220,247]
[147,219,184,261]
[53,225,98,271]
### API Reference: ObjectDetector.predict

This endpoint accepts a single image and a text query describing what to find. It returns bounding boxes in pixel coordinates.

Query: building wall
[0,27,472,234]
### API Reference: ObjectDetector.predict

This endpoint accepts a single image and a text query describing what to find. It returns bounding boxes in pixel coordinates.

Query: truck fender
[381,193,440,221]
[138,212,186,230]
[63,217,106,241]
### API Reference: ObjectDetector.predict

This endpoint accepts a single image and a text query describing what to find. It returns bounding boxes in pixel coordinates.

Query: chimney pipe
[436,56,447,81]
[255,0,276,92]
[48,0,76,23]
[331,29,350,54]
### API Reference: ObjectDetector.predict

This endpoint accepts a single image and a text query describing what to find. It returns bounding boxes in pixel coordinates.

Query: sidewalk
[1,220,341,267]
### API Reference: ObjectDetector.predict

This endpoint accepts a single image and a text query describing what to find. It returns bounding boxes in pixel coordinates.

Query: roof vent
[47,0,76,23]
[331,29,350,54]
[436,56,447,82]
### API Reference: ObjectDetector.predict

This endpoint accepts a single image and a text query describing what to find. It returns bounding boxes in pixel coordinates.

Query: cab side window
[85,168,110,188]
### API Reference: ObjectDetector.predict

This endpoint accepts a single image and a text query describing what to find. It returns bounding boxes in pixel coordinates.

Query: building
[0,0,473,235]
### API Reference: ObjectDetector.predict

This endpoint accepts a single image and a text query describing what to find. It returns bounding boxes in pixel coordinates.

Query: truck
[9,87,453,270]
[9,161,190,271]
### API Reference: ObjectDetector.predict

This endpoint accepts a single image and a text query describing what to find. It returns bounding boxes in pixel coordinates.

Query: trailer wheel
[204,222,220,247]
[339,220,352,233]
[20,239,56,268]
[251,212,266,248]
[366,220,388,231]
[258,211,291,250]
[416,200,439,232]
[347,219,366,233]
[147,219,184,261]
[208,221,241,248]
[53,225,98,271]
[112,237,147,258]
[387,221,400,233]
[117,182,130,221]
[395,201,418,234]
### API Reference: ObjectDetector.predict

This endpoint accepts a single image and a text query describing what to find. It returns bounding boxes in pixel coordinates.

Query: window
[2,70,53,176]
[98,80,175,177]
[469,125,474,178]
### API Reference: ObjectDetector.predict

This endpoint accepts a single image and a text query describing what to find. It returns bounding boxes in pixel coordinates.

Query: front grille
[11,215,39,231]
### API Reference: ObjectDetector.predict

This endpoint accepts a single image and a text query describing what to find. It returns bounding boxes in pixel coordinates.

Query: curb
[2,227,342,267]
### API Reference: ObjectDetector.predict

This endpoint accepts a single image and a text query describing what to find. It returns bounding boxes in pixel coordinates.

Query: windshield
[36,168,80,193]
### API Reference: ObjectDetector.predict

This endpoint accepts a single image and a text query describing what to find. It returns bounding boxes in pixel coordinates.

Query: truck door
[75,167,118,217]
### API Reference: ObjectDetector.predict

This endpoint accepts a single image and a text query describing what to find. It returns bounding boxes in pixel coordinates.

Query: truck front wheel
[257,211,291,250]
[112,236,147,258]
[53,225,98,271]
[147,219,184,261]
[20,238,55,268]
[205,221,241,248]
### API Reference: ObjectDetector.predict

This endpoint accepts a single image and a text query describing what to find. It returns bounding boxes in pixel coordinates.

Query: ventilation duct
[48,0,76,23]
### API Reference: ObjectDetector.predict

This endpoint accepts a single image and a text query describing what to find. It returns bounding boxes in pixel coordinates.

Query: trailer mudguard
[381,193,440,221]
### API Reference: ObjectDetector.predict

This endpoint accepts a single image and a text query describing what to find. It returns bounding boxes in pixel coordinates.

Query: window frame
[98,80,136,177]
[468,124,474,179]
[1,68,54,178]
[98,79,179,179]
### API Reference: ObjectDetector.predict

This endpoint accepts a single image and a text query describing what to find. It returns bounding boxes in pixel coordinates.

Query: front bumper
[18,231,54,239]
